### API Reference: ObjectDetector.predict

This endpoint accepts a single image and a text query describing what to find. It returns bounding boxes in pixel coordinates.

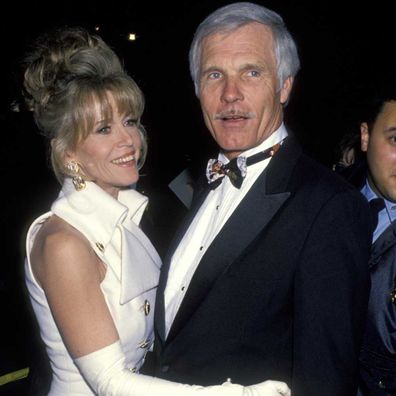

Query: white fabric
[75,341,290,396]
[164,125,288,336]
[25,179,161,395]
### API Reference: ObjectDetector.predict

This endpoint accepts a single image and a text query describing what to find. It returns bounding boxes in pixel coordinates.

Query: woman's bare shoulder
[31,215,99,286]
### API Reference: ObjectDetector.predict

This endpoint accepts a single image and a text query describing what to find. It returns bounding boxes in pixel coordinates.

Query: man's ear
[280,76,294,104]
[360,122,369,152]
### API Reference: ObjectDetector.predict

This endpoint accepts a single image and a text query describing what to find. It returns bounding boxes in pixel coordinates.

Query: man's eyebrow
[384,126,396,133]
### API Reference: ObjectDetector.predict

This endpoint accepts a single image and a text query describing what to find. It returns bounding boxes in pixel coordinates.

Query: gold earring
[65,161,86,191]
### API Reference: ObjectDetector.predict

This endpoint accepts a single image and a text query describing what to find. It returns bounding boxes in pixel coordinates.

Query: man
[151,3,372,395]
[342,80,396,395]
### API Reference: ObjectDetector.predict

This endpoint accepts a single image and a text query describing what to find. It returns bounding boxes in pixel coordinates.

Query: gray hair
[189,2,300,96]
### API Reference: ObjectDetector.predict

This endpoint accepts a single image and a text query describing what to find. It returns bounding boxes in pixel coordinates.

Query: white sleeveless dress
[25,179,161,395]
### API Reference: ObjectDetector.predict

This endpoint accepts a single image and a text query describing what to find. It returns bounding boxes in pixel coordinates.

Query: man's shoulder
[275,134,358,193]
[336,160,367,189]
[287,154,371,237]
[293,152,364,200]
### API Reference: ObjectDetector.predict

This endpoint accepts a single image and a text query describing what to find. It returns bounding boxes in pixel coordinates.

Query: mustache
[214,110,255,120]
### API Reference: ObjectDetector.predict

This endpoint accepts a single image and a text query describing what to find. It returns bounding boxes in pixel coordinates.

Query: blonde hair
[23,27,147,184]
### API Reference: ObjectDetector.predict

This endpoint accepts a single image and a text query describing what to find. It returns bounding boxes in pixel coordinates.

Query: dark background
[1,1,395,394]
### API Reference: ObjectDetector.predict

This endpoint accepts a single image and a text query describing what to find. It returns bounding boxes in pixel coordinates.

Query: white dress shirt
[164,124,288,337]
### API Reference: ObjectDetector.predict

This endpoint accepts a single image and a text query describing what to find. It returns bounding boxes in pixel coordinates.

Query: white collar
[52,179,148,250]
[51,179,161,303]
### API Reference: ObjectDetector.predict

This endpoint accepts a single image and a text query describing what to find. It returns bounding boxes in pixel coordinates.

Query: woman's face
[69,96,142,198]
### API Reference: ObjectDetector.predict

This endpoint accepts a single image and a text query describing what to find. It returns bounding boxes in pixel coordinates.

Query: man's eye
[208,72,222,80]
[247,70,260,77]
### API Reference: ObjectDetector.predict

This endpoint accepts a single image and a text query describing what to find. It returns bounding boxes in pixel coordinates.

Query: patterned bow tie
[206,143,281,189]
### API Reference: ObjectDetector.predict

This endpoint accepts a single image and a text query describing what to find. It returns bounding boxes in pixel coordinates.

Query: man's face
[361,100,396,202]
[198,22,293,160]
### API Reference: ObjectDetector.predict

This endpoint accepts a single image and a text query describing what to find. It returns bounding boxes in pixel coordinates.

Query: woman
[23,27,290,395]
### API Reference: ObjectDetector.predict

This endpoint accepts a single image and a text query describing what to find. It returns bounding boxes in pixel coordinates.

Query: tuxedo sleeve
[292,189,371,396]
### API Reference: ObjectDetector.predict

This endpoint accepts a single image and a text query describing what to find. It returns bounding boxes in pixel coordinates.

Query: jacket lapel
[120,224,161,304]
[165,135,301,344]
[370,221,396,269]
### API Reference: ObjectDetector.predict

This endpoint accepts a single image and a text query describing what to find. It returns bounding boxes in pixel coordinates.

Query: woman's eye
[97,126,110,134]
[125,118,137,127]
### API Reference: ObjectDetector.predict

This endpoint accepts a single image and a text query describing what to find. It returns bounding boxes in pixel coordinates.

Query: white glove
[244,380,291,396]
[75,341,290,396]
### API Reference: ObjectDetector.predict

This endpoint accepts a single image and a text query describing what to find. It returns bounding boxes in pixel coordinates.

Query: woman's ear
[52,138,76,162]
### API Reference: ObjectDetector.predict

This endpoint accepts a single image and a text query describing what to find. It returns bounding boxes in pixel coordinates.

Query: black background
[1,1,395,393]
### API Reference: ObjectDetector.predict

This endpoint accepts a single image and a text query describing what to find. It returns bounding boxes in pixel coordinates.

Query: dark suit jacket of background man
[149,134,372,396]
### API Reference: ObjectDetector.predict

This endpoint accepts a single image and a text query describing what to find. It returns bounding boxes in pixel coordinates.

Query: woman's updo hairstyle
[23,27,147,184]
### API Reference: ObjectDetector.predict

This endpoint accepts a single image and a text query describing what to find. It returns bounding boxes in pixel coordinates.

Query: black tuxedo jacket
[151,136,372,396]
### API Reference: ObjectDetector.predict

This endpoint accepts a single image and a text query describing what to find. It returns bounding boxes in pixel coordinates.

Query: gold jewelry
[65,161,86,191]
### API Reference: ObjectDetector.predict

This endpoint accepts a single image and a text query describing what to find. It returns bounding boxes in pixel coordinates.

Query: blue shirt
[361,180,396,242]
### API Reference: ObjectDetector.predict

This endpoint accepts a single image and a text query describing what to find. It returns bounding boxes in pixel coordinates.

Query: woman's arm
[31,220,118,358]
[75,340,290,396]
